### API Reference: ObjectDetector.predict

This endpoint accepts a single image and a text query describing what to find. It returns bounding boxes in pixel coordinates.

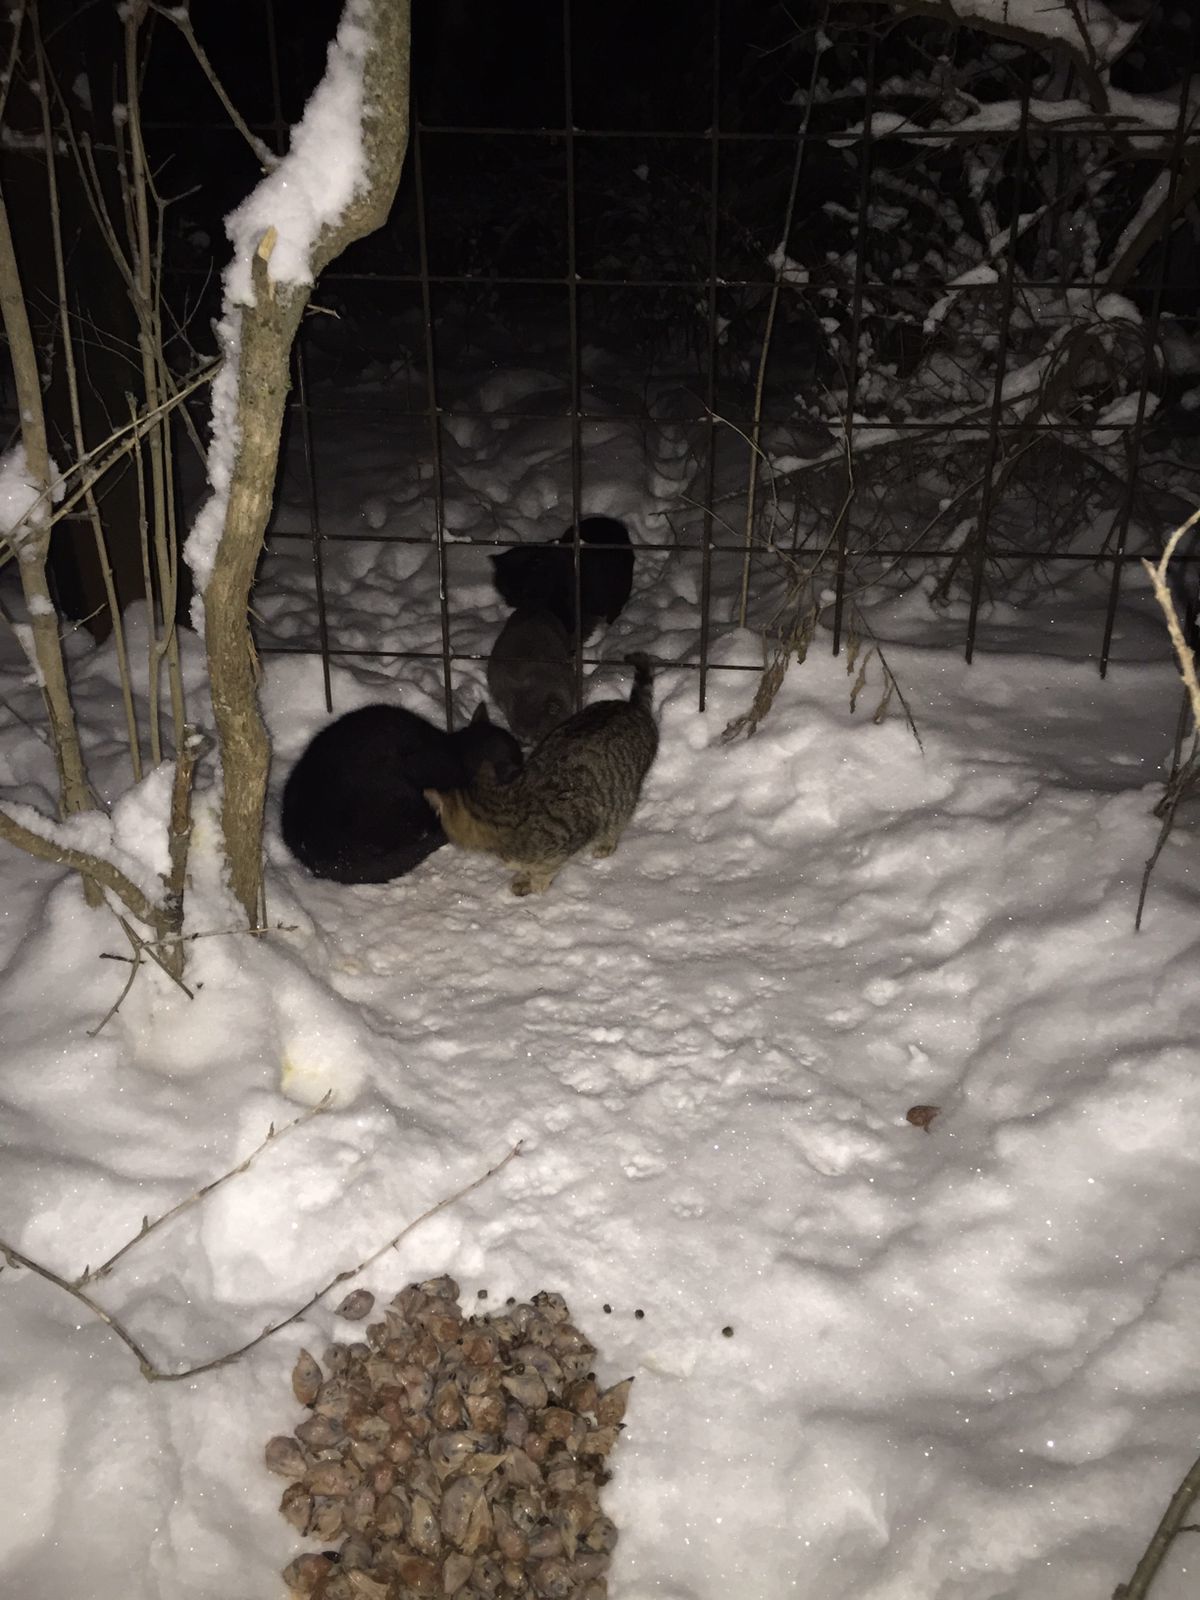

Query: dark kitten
[487,608,574,744]
[426,654,658,896]
[281,702,522,884]
[490,516,634,639]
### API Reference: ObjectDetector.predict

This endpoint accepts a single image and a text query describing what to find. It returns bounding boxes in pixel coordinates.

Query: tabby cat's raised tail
[625,652,654,714]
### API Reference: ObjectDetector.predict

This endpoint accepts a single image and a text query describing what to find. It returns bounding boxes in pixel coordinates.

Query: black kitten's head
[492,546,551,610]
[457,703,523,784]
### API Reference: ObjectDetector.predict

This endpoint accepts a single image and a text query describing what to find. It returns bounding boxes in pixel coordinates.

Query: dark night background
[3,0,1197,632]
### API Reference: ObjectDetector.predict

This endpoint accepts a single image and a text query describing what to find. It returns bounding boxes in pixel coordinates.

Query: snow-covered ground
[1,338,1198,1600]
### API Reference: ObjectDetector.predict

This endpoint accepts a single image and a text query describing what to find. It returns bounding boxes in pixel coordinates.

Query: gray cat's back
[487,608,574,744]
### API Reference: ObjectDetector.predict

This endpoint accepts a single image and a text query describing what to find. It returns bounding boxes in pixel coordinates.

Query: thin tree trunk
[0,185,95,833]
[200,0,412,924]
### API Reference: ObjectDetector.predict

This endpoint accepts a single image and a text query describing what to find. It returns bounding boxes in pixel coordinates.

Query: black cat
[281,703,523,884]
[491,516,634,639]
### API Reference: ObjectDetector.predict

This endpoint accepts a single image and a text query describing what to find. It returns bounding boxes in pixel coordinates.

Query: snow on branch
[0,802,168,932]
[182,0,410,928]
[223,4,372,306]
[834,0,1142,110]
[843,92,1195,150]
[184,0,402,601]
[931,0,1136,63]
[0,442,63,556]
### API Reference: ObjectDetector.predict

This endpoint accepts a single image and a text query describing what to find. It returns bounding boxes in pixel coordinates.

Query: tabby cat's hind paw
[511,869,558,895]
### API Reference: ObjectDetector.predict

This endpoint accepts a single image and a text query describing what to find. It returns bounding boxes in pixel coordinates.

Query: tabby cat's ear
[470,703,491,726]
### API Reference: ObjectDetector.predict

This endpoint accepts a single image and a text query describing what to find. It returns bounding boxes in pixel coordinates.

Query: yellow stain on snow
[279,1047,333,1106]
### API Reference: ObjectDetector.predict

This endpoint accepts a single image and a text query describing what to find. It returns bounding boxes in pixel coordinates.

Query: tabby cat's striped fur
[426,654,658,895]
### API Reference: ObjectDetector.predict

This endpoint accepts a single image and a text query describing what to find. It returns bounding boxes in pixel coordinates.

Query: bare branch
[1114,1450,1200,1599]
[0,186,95,841]
[149,3,278,171]
[0,803,168,932]
[1133,509,1200,929]
[0,1238,161,1380]
[735,6,825,627]
[832,0,1121,112]
[77,1094,332,1285]
[1141,510,1200,729]
[0,1140,522,1383]
[87,920,145,1038]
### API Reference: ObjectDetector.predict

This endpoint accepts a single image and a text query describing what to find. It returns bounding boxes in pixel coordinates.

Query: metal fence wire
[158,0,1199,721]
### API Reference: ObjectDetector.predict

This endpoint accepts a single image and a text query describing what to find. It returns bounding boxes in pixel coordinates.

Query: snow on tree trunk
[185,0,412,924]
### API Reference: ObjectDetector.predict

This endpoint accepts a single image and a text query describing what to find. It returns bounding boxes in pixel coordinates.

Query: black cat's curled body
[281,703,523,884]
[491,516,634,639]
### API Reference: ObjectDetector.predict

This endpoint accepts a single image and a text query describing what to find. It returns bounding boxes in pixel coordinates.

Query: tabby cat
[426,653,658,895]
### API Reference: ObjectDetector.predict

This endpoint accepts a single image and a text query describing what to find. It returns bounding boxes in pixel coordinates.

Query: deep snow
[2,332,1199,1600]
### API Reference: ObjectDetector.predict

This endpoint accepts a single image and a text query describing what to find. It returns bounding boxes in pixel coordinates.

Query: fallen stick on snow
[0,1138,523,1383]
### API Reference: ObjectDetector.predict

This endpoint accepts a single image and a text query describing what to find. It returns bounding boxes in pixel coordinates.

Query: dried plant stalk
[34,16,143,783]
[0,189,94,831]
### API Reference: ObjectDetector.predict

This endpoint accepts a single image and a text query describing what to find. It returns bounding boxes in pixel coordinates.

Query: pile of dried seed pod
[267,1276,631,1600]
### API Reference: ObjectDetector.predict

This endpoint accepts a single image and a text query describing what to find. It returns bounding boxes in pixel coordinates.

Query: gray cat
[487,608,575,744]
[426,653,658,895]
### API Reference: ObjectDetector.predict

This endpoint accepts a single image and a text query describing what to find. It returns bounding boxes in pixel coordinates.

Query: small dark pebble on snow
[634,1308,644,1320]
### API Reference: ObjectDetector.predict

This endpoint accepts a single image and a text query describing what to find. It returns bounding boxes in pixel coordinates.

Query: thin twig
[0,1239,161,1379]
[1,363,218,538]
[1134,767,1194,932]
[87,923,145,1039]
[1142,510,1200,727]
[33,13,144,785]
[157,1140,525,1382]
[0,182,96,859]
[736,5,826,627]
[0,1,29,126]
[96,921,299,968]
[150,4,278,171]
[170,920,299,946]
[116,913,194,999]
[1114,1451,1200,1599]
[77,1094,333,1285]
[0,1140,522,1383]
[1134,509,1200,928]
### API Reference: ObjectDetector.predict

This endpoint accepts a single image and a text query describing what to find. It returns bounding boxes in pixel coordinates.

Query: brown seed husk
[273,1282,625,1598]
[282,1552,333,1595]
[266,1435,309,1479]
[595,1379,633,1427]
[337,1289,376,1321]
[279,1482,313,1535]
[291,1349,323,1407]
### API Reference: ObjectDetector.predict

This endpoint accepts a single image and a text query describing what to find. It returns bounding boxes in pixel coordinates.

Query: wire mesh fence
[154,0,1200,721]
